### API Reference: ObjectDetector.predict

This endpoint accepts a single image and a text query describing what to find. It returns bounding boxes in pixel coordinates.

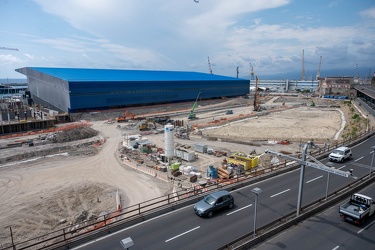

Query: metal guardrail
[1,128,375,250]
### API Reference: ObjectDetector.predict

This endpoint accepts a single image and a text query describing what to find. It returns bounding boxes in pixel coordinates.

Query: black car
[193,190,234,217]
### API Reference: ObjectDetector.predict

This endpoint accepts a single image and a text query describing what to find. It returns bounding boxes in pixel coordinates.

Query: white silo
[164,124,175,158]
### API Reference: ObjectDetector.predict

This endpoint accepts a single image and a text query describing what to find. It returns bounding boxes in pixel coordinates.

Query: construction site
[0,87,374,248]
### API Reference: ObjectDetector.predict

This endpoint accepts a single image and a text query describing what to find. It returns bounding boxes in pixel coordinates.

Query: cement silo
[164,124,175,158]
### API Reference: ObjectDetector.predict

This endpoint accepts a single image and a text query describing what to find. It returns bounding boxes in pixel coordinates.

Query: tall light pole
[251,187,262,238]
[296,144,308,216]
[265,144,354,217]
[325,162,335,200]
[370,146,375,178]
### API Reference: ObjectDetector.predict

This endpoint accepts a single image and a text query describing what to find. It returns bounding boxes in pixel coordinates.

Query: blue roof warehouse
[15,67,250,113]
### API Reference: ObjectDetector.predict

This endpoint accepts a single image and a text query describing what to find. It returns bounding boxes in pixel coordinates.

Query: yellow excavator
[139,118,157,131]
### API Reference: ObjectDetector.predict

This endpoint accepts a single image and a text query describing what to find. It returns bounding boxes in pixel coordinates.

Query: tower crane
[355,64,359,82]
[250,63,254,80]
[253,76,261,111]
[301,49,305,80]
[316,56,322,80]
[207,56,213,74]
[0,47,19,51]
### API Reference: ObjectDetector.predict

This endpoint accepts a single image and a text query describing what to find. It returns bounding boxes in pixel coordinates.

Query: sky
[1,0,375,80]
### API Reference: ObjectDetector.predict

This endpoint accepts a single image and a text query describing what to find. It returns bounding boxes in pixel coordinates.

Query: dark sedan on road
[194,190,234,218]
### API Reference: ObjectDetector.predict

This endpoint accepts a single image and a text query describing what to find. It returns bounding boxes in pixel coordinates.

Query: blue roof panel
[27,67,246,82]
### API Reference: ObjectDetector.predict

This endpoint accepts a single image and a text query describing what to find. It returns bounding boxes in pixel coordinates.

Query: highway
[256,182,375,250]
[73,137,375,250]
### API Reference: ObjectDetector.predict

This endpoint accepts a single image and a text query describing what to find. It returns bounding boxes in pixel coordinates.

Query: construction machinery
[116,111,135,122]
[226,152,259,171]
[139,118,156,131]
[188,92,201,119]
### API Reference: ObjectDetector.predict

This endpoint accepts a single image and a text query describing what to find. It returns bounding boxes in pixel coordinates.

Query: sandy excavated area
[0,96,372,247]
[202,106,344,142]
[0,121,170,246]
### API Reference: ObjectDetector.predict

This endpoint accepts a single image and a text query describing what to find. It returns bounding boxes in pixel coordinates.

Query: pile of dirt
[0,182,118,247]
[53,127,99,143]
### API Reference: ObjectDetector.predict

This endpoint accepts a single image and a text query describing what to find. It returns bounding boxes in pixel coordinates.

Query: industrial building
[15,67,250,113]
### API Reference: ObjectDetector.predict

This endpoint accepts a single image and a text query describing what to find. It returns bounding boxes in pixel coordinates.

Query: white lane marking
[165,226,200,242]
[357,219,375,234]
[354,156,363,162]
[270,189,290,198]
[227,204,252,215]
[337,165,346,170]
[306,175,323,183]
[332,246,339,250]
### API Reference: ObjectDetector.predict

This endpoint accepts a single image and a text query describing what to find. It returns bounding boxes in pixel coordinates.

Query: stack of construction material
[183,165,192,175]
[217,167,230,179]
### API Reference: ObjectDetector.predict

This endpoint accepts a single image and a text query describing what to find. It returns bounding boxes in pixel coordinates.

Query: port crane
[0,47,19,51]
[207,57,213,74]
[250,63,254,80]
[316,56,322,80]
[188,92,201,119]
[253,76,261,111]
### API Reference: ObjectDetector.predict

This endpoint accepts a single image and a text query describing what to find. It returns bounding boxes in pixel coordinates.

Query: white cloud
[0,54,23,65]
[24,54,35,60]
[360,7,375,19]
[3,0,370,78]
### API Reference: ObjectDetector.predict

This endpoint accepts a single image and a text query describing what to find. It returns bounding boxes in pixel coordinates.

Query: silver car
[194,190,234,218]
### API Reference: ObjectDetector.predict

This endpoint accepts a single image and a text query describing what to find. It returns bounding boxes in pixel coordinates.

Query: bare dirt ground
[0,95,373,247]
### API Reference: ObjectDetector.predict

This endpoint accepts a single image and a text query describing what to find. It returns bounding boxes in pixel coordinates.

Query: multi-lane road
[256,180,375,250]
[73,137,375,250]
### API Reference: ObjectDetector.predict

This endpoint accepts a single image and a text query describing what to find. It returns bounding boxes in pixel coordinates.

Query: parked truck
[339,193,375,225]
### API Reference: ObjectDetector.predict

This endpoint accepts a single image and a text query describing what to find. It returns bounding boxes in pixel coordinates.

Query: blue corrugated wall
[69,79,249,112]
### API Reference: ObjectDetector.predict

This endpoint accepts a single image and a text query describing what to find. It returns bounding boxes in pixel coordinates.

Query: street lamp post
[251,187,262,238]
[370,146,375,178]
[325,162,335,201]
